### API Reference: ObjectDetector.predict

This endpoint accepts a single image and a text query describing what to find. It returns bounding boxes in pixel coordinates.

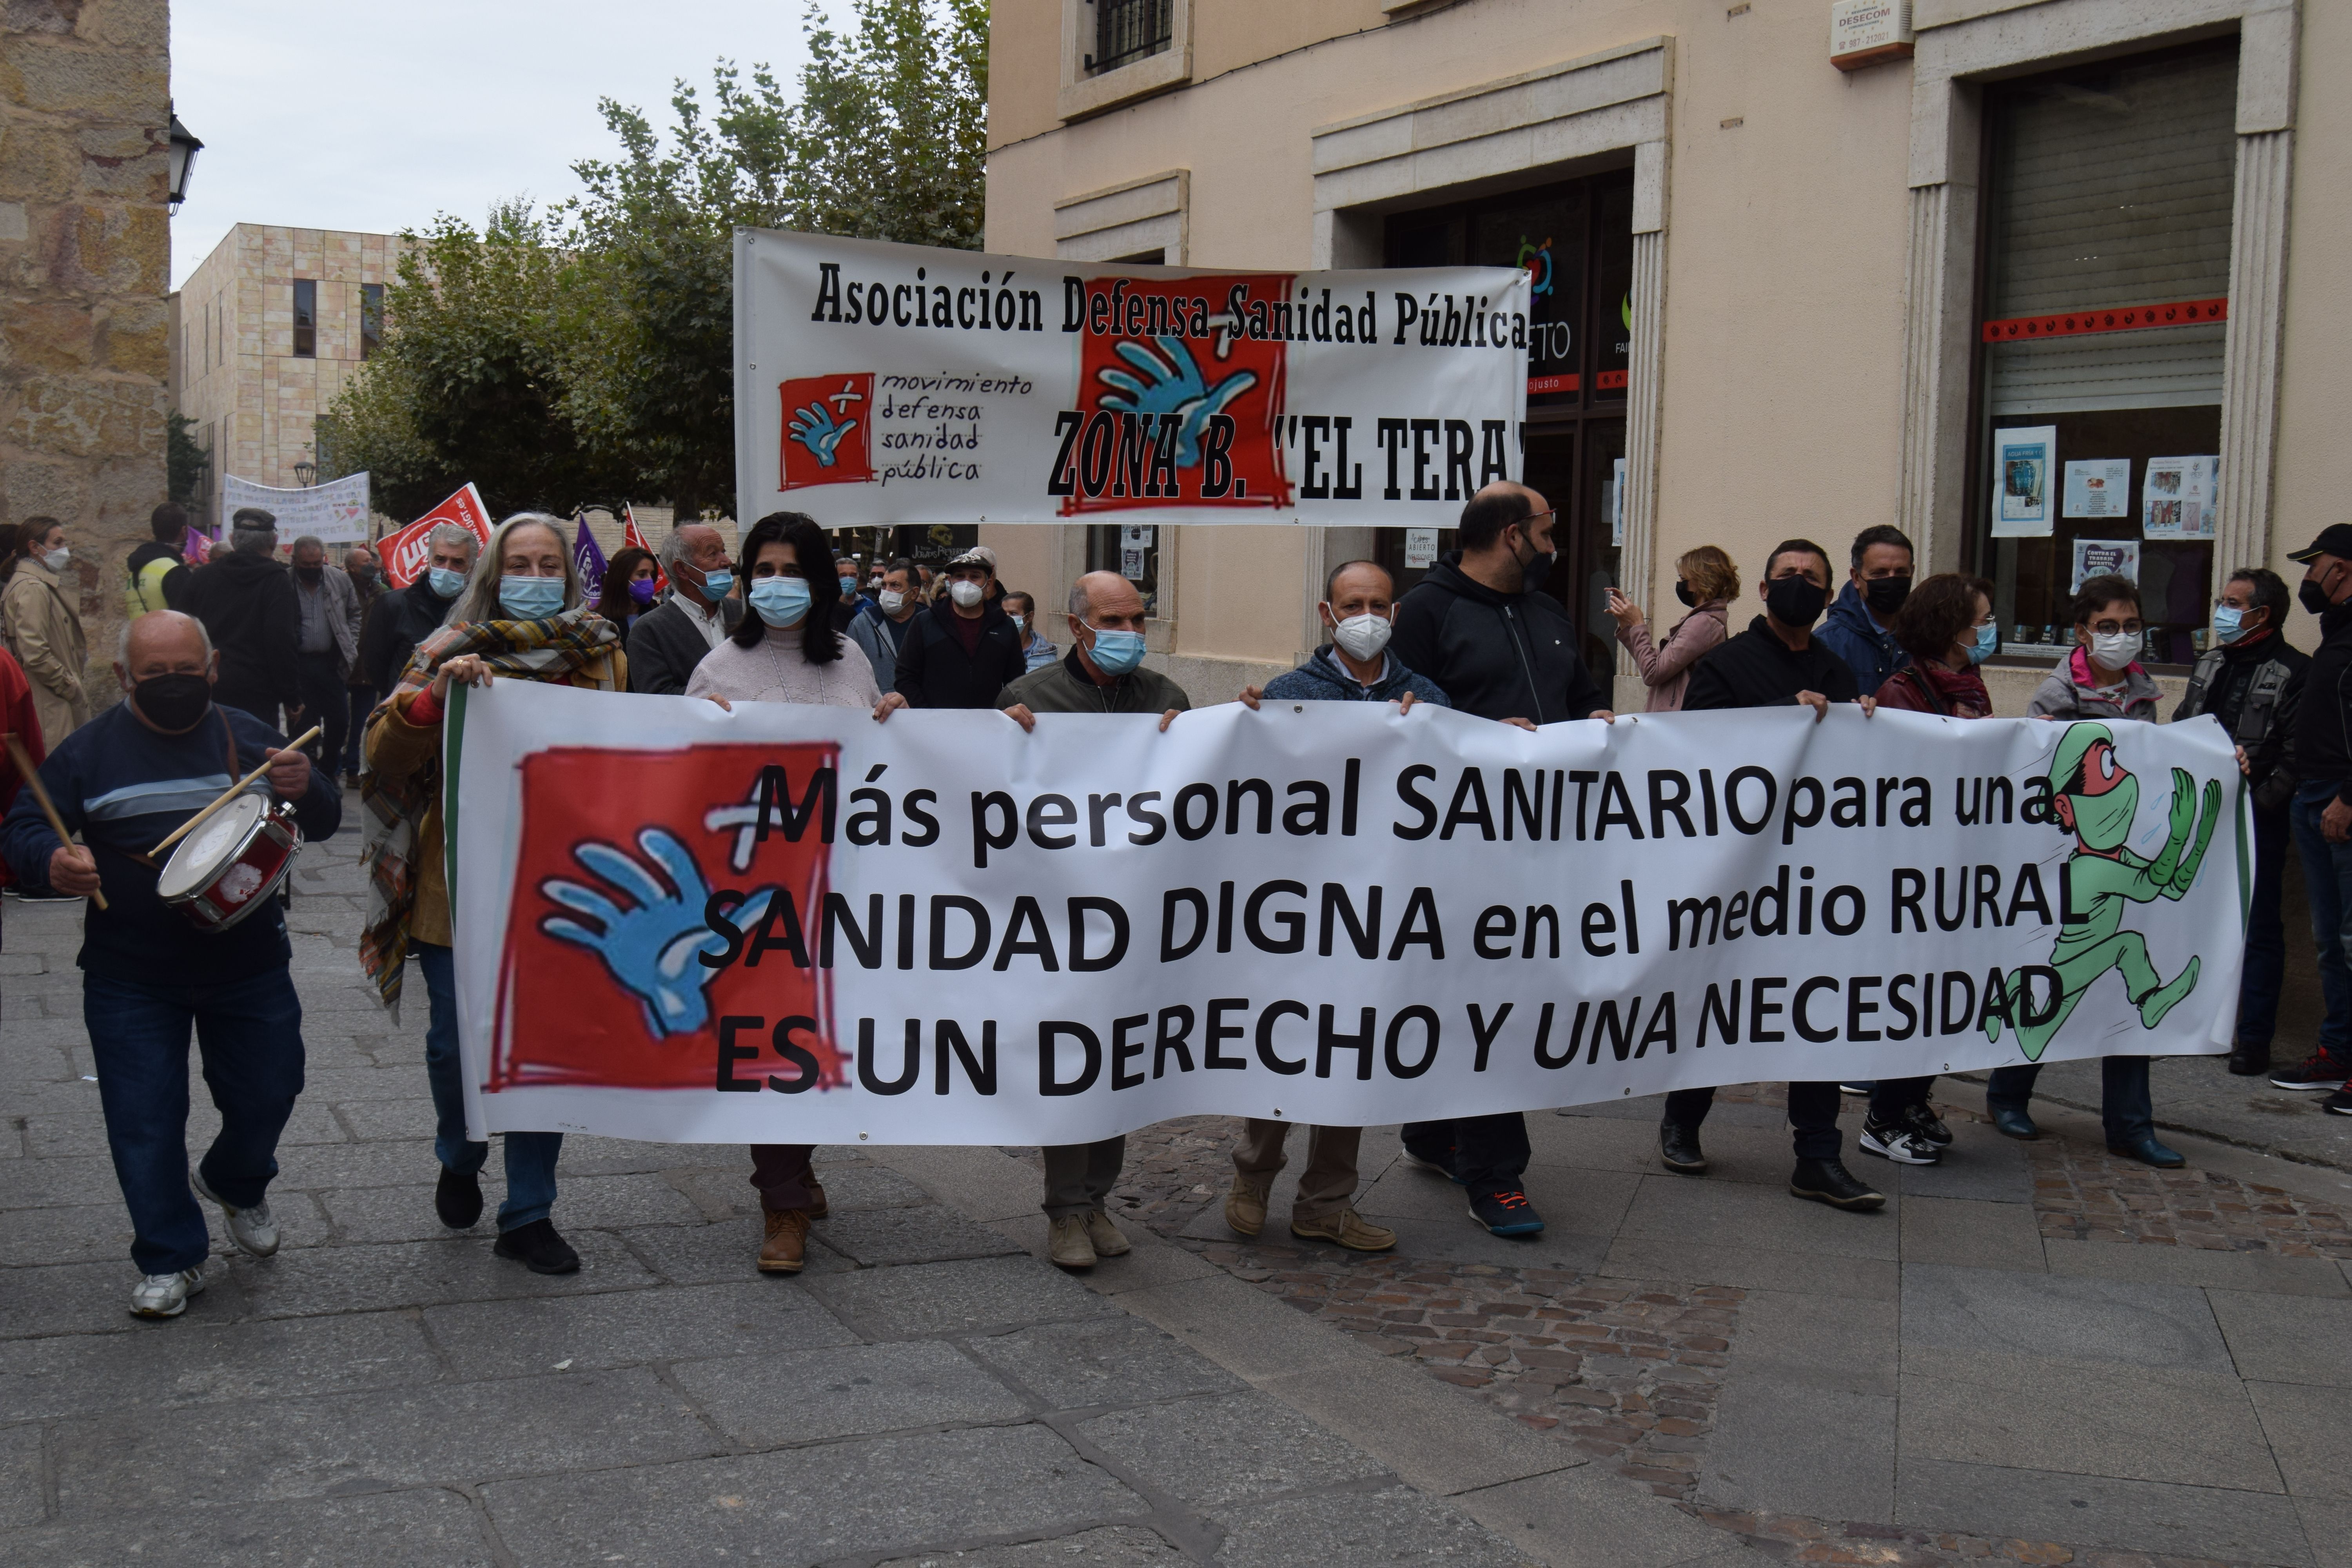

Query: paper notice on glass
[2143,456,2219,540]
[2063,459,2131,519]
[1991,426,2056,537]
[1121,524,1155,548]
[1120,546,1147,581]
[1610,457,1627,547]
[1405,528,1438,570]
[2071,538,2140,592]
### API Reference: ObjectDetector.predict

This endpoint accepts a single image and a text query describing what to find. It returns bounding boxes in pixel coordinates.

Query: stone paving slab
[0,1308,441,1420]
[1896,1456,2315,1564]
[671,1339,1030,1446]
[421,1278,859,1378]
[0,1488,499,1567]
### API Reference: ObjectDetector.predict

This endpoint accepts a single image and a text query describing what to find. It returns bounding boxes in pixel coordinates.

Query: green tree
[165,411,210,507]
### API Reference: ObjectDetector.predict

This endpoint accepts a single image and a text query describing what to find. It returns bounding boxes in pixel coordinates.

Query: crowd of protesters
[0,485,2344,1319]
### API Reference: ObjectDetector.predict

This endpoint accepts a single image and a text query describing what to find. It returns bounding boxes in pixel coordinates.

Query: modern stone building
[0,0,173,693]
[168,223,404,526]
[980,0,2339,714]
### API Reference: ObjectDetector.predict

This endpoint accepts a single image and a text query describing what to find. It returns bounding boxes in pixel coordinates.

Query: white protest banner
[220,472,373,545]
[732,229,1531,530]
[448,686,2244,1147]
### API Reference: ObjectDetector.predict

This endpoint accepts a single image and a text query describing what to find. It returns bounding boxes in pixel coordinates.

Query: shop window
[1090,0,1171,74]
[1972,42,2237,668]
[1086,524,1160,617]
[361,283,385,360]
[292,279,316,358]
[1377,169,1633,684]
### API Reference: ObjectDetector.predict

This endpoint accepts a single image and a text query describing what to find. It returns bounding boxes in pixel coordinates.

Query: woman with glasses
[2027,575,2161,721]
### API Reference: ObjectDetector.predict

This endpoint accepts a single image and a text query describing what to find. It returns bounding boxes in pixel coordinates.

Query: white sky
[167,0,824,289]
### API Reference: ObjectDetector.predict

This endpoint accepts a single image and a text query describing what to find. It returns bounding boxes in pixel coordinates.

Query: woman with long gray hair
[360,511,626,1275]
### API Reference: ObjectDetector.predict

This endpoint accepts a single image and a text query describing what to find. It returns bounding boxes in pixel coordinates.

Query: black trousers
[1663,1082,1843,1161]
[1400,1112,1529,1196]
[294,652,349,772]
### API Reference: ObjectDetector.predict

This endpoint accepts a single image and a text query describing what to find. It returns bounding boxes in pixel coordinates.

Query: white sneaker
[129,1264,206,1319]
[191,1170,279,1257]
[1858,1117,1941,1166]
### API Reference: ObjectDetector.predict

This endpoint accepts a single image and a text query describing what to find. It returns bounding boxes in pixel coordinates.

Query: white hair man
[358,523,479,698]
[627,523,740,695]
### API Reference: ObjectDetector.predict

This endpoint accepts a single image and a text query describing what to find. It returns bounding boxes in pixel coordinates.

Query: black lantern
[167,113,203,211]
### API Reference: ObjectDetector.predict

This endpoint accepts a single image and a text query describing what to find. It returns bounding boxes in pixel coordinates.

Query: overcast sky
[168,0,823,289]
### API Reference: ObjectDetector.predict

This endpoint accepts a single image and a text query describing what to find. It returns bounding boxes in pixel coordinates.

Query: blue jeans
[414,942,561,1231]
[84,968,306,1275]
[2289,784,2352,1063]
[1985,1056,2153,1147]
[2236,804,2289,1047]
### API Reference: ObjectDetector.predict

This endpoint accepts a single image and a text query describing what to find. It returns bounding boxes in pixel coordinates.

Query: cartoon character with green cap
[1988,721,2222,1060]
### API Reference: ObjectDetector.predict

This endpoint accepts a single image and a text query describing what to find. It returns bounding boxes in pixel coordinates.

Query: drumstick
[4,733,105,911]
[149,724,324,857]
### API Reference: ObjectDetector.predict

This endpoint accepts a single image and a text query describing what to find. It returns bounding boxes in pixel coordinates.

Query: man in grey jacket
[289,534,363,771]
[626,524,740,695]
[846,558,922,693]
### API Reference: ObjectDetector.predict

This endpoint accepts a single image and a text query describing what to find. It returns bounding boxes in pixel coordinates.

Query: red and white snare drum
[155,792,302,932]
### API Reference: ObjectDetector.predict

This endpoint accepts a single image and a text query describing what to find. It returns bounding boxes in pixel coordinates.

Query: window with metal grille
[1090,0,1171,74]
[292,278,316,358]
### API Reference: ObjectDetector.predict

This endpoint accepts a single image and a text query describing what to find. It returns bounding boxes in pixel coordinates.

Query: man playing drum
[0,610,338,1319]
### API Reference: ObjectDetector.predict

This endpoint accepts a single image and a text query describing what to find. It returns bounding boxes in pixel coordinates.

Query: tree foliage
[165,412,210,507]
[328,0,987,525]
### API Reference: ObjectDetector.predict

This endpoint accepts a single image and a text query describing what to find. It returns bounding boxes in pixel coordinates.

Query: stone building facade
[169,223,405,525]
[0,0,172,693]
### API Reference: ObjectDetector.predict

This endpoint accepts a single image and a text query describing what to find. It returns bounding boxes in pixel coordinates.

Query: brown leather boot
[806,1179,829,1220]
[759,1208,810,1273]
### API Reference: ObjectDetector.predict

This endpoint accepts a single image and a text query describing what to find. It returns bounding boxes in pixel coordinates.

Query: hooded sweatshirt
[179,548,301,711]
[1262,646,1452,706]
[1389,554,1606,724]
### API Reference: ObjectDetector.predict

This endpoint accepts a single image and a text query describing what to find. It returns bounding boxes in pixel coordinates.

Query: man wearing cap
[889,545,1027,711]
[2278,526,2352,1111]
[179,507,302,728]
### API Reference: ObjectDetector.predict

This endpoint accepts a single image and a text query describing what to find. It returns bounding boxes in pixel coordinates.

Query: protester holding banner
[181,509,301,730]
[1818,526,1915,696]
[1,517,91,753]
[2280,526,2352,1109]
[3,610,337,1318]
[289,535,363,777]
[592,547,659,634]
[893,546,1027,710]
[2026,576,2161,722]
[2170,568,2304,1079]
[626,524,739,696]
[1667,537,1887,1209]
[359,524,479,698]
[1239,560,1447,714]
[1608,545,1737,713]
[1391,483,1609,1239]
[1001,590,1059,675]
[361,512,626,1276]
[125,503,194,616]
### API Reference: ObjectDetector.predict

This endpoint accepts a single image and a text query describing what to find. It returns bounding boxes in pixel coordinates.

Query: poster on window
[1610,456,1627,547]
[2142,457,2218,541]
[2071,539,2140,592]
[1991,426,2056,537]
[1405,528,1438,569]
[2062,459,2131,519]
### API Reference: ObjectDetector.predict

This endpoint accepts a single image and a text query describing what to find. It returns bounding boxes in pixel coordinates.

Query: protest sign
[448,686,2244,1147]
[732,229,1530,530]
[220,472,373,544]
[378,484,494,588]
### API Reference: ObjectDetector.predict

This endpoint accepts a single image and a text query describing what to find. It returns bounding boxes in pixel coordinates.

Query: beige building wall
[0,1,172,700]
[169,223,404,524]
[984,0,2333,718]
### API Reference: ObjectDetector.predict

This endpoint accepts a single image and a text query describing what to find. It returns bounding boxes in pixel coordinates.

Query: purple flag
[182,523,216,563]
[573,514,608,598]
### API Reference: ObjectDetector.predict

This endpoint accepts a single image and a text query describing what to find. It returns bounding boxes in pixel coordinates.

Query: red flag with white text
[379,484,494,589]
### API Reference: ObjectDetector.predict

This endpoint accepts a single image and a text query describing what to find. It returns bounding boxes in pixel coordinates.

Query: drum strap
[119,711,250,871]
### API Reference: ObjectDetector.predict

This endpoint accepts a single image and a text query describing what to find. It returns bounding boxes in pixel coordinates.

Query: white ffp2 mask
[1331,611,1393,662]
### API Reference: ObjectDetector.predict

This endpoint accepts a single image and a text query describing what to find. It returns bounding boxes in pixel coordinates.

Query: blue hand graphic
[788,402,857,467]
[539,827,779,1040]
[1094,336,1258,468]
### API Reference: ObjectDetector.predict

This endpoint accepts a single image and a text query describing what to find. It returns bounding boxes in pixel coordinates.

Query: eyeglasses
[2087,619,2143,636]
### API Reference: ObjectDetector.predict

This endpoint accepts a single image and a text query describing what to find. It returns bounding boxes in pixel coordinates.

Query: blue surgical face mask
[1085,624,1146,676]
[1969,621,2000,664]
[750,575,812,628]
[699,566,735,601]
[498,574,566,618]
[2213,604,2250,644]
[427,566,467,600]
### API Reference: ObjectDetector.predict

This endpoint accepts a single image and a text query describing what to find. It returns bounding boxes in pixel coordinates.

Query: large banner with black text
[731,227,1530,530]
[448,683,2246,1145]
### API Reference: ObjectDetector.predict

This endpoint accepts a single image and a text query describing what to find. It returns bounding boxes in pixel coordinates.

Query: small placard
[1405,528,1438,570]
[1830,0,1912,70]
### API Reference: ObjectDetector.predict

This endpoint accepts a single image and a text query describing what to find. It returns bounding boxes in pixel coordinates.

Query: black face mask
[1674,580,1697,608]
[133,672,212,732]
[1766,575,1830,630]
[294,565,323,584]
[2301,577,2339,617]
[1863,575,1913,617]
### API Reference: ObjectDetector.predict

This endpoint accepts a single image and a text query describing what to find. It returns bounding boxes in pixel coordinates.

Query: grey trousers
[1041,1136,1124,1220]
[1233,1120,1362,1225]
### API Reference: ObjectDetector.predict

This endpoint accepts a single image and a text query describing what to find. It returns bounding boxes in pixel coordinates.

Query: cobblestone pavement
[5,813,2351,1567]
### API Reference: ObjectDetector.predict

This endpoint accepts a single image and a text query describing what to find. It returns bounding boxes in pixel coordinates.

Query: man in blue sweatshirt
[1817,524,1915,697]
[2,611,339,1320]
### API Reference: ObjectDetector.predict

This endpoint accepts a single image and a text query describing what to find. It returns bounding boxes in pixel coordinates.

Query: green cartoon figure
[1988,722,2222,1060]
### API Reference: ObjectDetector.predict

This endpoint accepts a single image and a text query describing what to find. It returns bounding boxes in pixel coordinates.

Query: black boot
[434,1166,483,1229]
[2227,1040,2271,1076]
[493,1218,581,1274]
[1658,1120,1708,1174]
[1790,1156,1885,1211]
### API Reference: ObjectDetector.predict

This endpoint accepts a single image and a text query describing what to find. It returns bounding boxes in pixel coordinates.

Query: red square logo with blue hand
[780,374,875,489]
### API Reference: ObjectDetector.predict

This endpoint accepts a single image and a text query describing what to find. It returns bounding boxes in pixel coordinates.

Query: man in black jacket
[179,509,301,727]
[358,524,478,696]
[2172,568,2306,1076]
[627,524,740,695]
[1668,538,1886,1211]
[1390,483,1613,1240]
[2277,527,2352,1109]
[893,545,1027,709]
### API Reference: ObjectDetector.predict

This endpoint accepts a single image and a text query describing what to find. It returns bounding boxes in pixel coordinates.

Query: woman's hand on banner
[431,654,493,703]
[1856,696,1877,717]
[873,693,907,723]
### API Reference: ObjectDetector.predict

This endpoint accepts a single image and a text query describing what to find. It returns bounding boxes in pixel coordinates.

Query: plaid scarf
[359,609,622,1014]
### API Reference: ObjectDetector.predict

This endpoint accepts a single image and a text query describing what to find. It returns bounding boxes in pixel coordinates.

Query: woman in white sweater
[683,509,899,1276]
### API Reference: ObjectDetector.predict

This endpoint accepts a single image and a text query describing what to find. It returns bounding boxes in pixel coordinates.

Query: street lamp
[293,458,318,488]
[166,113,203,212]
